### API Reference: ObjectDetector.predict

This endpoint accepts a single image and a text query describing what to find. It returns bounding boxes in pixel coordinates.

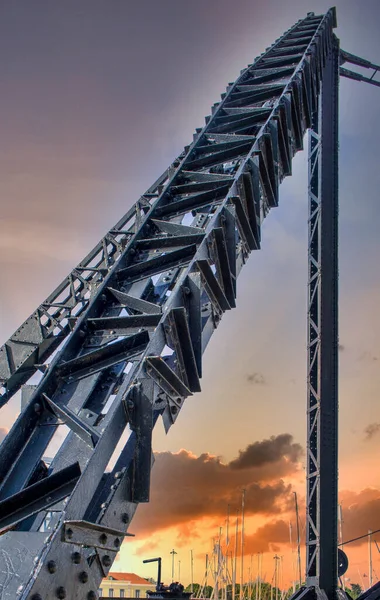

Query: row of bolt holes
[30,534,121,599]
[66,528,121,548]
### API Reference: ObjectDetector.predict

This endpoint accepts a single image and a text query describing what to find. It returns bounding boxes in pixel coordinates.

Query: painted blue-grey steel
[0,9,339,600]
[318,37,340,600]
[307,106,322,589]
[306,34,340,600]
[340,49,380,87]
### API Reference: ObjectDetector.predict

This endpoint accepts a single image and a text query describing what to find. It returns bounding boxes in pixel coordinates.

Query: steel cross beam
[0,9,338,600]
[340,49,380,88]
[306,34,340,599]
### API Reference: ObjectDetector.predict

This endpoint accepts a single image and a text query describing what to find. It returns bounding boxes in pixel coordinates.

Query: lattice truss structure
[0,7,373,599]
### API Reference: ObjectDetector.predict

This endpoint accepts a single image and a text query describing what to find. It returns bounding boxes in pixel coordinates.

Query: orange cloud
[132,435,303,538]
[243,520,290,554]
[135,538,161,556]
[340,488,380,545]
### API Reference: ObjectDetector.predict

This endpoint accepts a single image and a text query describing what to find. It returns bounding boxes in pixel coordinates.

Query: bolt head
[72,551,81,564]
[121,513,129,524]
[79,571,89,583]
[56,587,66,599]
[102,555,112,567]
[47,560,57,574]
[88,592,97,600]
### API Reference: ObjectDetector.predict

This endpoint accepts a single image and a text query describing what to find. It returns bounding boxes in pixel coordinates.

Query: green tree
[185,583,201,596]
[350,584,363,599]
[185,583,213,598]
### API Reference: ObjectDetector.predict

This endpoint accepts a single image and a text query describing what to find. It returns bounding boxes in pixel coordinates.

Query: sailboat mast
[274,555,279,600]
[294,492,302,587]
[233,511,239,600]
[255,554,259,600]
[339,504,344,546]
[214,538,219,600]
[191,549,194,593]
[258,554,262,600]
[249,555,253,600]
[218,528,223,600]
[206,553,209,590]
[240,490,246,600]
[289,522,295,593]
[227,505,230,547]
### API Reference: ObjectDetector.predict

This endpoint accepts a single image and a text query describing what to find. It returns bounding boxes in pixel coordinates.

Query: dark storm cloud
[132,435,302,537]
[364,423,380,440]
[340,489,380,544]
[229,434,303,470]
[247,372,266,385]
[237,487,380,554]
[221,485,380,554]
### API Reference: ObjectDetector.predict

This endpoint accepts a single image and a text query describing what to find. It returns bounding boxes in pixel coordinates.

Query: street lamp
[170,549,177,583]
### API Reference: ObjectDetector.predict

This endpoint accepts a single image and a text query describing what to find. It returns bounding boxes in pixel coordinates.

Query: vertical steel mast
[306,22,339,599]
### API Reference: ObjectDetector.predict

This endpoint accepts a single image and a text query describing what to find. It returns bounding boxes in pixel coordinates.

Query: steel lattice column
[306,35,339,599]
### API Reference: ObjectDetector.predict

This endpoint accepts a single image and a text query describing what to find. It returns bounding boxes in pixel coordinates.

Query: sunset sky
[1,0,380,592]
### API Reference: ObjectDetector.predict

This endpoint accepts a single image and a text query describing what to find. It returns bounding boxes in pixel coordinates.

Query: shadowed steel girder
[340,49,380,87]
[306,36,339,599]
[0,9,338,600]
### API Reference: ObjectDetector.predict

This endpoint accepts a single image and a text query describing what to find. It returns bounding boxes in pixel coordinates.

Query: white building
[99,572,153,598]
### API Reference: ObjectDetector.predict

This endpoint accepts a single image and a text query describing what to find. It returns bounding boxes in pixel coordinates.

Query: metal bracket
[63,520,134,551]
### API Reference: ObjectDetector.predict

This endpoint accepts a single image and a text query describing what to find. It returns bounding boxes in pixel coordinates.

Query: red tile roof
[108,573,152,585]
